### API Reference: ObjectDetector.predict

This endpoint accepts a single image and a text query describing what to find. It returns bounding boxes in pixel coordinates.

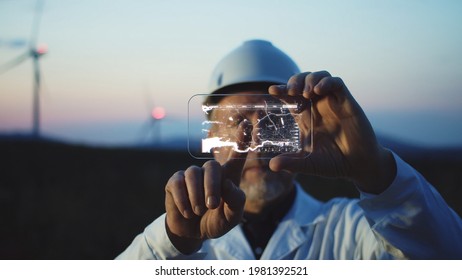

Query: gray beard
[240,174,289,203]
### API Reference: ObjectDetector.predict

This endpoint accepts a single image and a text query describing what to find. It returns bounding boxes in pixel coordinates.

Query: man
[117,40,462,259]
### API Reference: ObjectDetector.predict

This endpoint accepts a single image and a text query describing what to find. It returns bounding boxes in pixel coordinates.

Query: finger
[184,165,206,215]
[269,153,315,174]
[268,85,295,108]
[222,119,252,186]
[303,70,332,99]
[268,84,287,96]
[268,90,310,116]
[221,179,246,224]
[313,76,346,97]
[268,72,312,97]
[287,72,310,97]
[202,160,222,209]
[165,171,194,219]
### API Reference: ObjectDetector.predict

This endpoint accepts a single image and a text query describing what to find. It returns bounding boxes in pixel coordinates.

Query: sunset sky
[1,0,461,146]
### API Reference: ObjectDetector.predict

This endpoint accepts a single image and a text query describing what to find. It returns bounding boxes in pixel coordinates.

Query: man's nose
[248,111,266,144]
[250,123,262,145]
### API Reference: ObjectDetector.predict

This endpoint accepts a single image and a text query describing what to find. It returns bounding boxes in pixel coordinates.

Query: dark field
[1,138,461,259]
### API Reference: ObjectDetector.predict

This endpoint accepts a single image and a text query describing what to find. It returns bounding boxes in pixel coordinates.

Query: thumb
[269,153,315,174]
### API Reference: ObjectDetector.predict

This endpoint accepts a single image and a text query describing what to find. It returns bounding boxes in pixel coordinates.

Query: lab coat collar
[209,182,324,259]
[260,183,325,259]
[283,182,324,226]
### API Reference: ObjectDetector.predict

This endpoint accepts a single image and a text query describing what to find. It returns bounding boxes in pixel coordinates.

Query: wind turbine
[138,85,166,146]
[0,0,47,138]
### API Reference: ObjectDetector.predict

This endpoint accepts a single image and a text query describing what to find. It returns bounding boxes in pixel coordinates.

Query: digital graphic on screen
[188,94,312,159]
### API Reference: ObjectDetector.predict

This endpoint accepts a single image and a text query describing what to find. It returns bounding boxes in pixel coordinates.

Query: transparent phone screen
[188,93,312,159]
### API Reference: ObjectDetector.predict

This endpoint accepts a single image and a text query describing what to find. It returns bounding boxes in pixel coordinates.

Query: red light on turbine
[36,44,48,55]
[151,107,166,120]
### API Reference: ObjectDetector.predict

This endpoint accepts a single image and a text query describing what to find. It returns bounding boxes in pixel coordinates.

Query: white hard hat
[208,39,300,94]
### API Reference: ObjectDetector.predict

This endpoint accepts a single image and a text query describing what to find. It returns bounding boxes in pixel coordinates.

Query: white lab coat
[117,153,462,259]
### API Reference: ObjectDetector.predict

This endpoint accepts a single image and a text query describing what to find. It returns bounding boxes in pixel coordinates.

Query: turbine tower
[0,0,47,138]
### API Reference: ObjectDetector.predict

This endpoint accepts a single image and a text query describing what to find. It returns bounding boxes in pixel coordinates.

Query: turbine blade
[0,52,29,75]
[30,0,45,47]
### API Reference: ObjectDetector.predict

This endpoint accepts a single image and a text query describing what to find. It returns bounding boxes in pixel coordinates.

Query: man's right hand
[164,122,249,254]
[268,71,396,194]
